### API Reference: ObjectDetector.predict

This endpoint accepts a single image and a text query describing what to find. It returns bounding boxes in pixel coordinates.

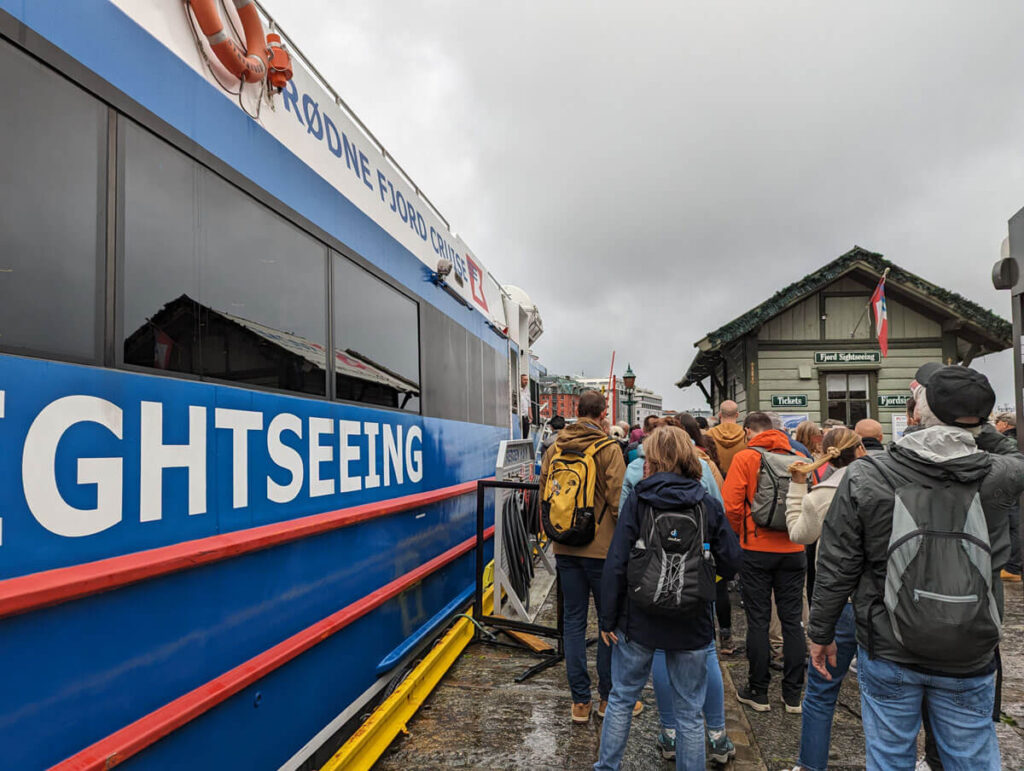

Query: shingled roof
[677,246,1012,388]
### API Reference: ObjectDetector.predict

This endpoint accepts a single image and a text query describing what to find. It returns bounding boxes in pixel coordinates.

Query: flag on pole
[870,276,889,358]
[154,329,175,369]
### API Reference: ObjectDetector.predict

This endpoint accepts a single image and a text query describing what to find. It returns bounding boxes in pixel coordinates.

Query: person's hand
[790,468,807,485]
[600,630,619,646]
[809,641,837,680]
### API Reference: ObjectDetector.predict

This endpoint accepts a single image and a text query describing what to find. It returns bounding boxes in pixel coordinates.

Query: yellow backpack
[541,437,616,546]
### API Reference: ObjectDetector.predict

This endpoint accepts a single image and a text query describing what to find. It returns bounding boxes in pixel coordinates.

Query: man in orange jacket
[722,411,807,715]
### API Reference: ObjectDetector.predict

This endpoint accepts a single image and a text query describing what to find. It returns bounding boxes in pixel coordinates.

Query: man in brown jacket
[707,400,747,475]
[539,390,626,723]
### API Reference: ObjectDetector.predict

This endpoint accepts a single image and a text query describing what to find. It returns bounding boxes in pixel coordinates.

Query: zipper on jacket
[913,589,978,604]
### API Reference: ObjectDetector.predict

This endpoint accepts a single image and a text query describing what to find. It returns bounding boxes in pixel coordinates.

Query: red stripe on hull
[0,479,487,620]
[49,525,494,770]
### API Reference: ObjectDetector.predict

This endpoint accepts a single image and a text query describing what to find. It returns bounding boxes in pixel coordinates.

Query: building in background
[635,387,664,424]
[575,376,663,425]
[538,374,585,419]
[676,247,1011,441]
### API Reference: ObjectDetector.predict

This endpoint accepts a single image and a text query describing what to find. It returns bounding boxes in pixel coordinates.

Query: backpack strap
[584,437,617,459]
[585,437,617,524]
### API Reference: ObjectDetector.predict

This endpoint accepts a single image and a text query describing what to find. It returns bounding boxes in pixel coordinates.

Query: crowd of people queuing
[536,362,1024,771]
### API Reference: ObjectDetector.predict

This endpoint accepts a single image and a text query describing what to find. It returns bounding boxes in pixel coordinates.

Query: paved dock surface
[374,580,1024,769]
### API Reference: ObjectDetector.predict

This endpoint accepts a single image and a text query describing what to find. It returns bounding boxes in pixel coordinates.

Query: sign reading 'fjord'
[814,351,882,364]
[771,394,808,408]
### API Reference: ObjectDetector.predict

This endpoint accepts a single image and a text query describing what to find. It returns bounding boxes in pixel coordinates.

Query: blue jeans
[858,646,1000,770]
[556,555,610,703]
[652,640,724,731]
[798,602,857,771]
[594,632,706,771]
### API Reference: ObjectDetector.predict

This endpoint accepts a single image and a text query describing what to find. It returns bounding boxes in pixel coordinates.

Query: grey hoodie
[809,424,1024,675]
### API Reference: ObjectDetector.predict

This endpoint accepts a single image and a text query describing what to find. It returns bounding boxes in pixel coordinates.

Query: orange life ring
[189,0,268,83]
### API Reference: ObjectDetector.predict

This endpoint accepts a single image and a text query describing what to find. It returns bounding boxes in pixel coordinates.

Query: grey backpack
[867,457,1001,664]
[748,447,802,531]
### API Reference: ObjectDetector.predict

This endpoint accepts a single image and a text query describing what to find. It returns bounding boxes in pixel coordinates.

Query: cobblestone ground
[374,579,1024,770]
[723,579,1024,770]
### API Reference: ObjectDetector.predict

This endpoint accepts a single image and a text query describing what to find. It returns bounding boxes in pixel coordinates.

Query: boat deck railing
[250,0,453,235]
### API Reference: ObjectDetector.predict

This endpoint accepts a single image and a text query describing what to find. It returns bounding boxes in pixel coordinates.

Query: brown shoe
[1001,569,1022,582]
[596,700,643,718]
[571,701,592,723]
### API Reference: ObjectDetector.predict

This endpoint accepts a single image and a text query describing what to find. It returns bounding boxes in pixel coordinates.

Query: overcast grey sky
[263,1,1024,411]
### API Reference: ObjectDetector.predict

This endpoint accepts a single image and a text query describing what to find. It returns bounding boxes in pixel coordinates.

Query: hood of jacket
[892,425,991,484]
[555,418,610,454]
[707,422,746,448]
[635,471,706,510]
[747,429,795,453]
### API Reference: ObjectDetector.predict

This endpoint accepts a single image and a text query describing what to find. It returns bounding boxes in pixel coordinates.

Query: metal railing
[251,0,452,233]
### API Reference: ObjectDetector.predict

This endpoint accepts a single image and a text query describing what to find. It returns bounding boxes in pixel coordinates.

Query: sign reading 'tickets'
[771,394,808,408]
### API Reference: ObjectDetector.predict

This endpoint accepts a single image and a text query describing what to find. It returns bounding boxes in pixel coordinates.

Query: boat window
[419,303,507,426]
[121,121,328,395]
[333,254,420,412]
[0,39,105,362]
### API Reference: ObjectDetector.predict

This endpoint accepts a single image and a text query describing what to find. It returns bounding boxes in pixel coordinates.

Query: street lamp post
[623,364,637,426]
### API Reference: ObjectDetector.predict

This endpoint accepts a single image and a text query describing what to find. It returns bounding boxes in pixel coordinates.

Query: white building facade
[575,377,663,425]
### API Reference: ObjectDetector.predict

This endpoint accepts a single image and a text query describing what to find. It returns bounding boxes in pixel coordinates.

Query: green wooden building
[677,247,1012,440]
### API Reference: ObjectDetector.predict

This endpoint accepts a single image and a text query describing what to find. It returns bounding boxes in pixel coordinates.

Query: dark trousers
[805,541,817,598]
[922,699,945,771]
[556,554,611,703]
[740,549,807,701]
[715,578,732,632]
[1007,506,1022,574]
[521,416,531,439]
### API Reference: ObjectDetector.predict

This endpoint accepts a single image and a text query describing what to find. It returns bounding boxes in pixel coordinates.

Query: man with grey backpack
[809,364,1024,770]
[722,411,809,714]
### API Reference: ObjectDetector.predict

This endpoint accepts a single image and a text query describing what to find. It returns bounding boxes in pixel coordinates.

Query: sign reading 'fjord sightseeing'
[771,395,808,408]
[814,351,882,365]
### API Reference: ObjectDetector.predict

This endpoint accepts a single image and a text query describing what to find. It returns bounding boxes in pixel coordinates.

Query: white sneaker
[914,760,932,771]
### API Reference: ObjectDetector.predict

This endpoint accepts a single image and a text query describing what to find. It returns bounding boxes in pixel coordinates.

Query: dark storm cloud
[264,1,1024,408]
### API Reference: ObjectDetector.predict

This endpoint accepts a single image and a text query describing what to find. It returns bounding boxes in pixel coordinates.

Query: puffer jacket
[809,424,1024,675]
[539,418,626,560]
[600,472,742,650]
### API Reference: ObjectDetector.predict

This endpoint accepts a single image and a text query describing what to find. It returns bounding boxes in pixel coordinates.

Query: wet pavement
[374,579,1024,770]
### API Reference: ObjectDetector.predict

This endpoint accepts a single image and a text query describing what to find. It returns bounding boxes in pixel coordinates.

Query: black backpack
[626,502,716,616]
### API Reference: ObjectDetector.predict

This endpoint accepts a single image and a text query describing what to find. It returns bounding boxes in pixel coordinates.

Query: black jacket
[861,436,885,453]
[809,424,1024,675]
[600,472,742,650]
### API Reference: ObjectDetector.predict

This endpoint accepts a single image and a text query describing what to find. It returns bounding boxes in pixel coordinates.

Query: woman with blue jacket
[617,419,729,761]
[595,426,742,771]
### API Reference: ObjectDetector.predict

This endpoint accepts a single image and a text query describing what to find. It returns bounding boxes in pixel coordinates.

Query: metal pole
[473,481,486,627]
[1013,294,1024,447]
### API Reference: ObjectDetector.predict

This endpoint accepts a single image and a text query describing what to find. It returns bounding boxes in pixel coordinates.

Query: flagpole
[849,268,890,339]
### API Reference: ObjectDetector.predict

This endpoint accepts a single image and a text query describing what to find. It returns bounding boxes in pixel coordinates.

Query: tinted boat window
[122,122,328,395]
[419,302,506,426]
[333,254,420,412]
[0,39,105,361]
